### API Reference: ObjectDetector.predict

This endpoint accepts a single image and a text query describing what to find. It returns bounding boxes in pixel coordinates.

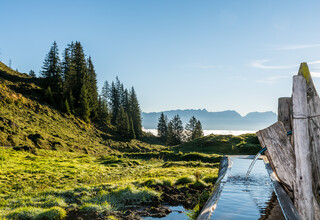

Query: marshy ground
[0,148,221,219]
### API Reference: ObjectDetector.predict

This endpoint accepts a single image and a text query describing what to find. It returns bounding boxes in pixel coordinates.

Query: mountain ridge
[142,109,277,130]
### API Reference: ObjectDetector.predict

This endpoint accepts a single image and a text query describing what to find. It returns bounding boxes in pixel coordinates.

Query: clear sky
[1,0,320,116]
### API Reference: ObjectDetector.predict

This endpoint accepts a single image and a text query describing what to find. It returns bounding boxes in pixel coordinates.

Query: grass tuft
[7,207,43,219]
[175,176,195,185]
[35,207,67,220]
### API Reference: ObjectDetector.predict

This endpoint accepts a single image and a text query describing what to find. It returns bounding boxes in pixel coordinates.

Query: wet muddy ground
[65,184,211,220]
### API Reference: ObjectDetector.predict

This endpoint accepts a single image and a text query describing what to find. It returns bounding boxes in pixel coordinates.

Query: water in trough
[145,157,286,219]
[209,158,285,219]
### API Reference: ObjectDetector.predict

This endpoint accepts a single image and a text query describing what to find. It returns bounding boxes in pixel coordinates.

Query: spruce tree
[101,80,109,103]
[41,41,63,96]
[45,86,54,105]
[87,56,98,119]
[98,95,109,125]
[62,44,71,82]
[166,114,184,145]
[185,116,198,141]
[193,120,204,139]
[129,87,142,138]
[29,70,36,77]
[79,84,90,123]
[129,118,136,139]
[71,42,88,107]
[63,43,76,112]
[116,106,130,139]
[62,99,71,114]
[110,81,120,125]
[157,112,168,141]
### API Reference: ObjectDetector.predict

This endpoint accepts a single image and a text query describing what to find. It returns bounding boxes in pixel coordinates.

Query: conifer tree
[61,99,71,115]
[45,86,54,105]
[41,41,63,96]
[72,42,88,105]
[79,84,90,123]
[157,112,168,141]
[185,116,204,141]
[87,56,98,119]
[101,81,109,102]
[129,118,136,139]
[122,89,130,114]
[129,87,142,138]
[193,120,204,140]
[110,81,120,124]
[63,43,76,112]
[167,121,175,145]
[116,106,130,139]
[98,95,109,125]
[62,44,72,82]
[185,116,197,141]
[29,70,36,77]
[166,114,184,145]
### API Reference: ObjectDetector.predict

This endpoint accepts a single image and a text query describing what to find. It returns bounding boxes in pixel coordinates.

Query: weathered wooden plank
[256,121,295,192]
[292,75,314,219]
[297,63,320,218]
[278,97,293,132]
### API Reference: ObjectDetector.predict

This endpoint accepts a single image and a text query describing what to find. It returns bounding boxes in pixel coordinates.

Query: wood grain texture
[256,122,295,192]
[292,75,314,219]
[278,97,293,132]
[298,63,320,218]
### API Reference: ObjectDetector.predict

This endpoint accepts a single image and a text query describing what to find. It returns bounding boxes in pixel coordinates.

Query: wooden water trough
[198,63,320,220]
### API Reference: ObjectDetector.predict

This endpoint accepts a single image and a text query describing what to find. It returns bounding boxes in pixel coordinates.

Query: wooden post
[292,75,314,219]
[278,97,294,147]
[297,63,320,218]
[278,97,293,133]
[256,122,295,192]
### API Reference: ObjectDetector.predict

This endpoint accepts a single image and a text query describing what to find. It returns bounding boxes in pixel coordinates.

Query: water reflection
[210,158,285,220]
[143,206,190,220]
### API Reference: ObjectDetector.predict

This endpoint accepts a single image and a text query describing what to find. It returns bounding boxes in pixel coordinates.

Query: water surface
[143,206,190,220]
[210,158,285,219]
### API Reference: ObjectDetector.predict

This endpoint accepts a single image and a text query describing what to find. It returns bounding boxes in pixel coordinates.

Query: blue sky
[1,0,320,115]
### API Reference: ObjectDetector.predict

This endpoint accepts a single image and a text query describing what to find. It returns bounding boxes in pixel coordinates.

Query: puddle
[143,206,190,220]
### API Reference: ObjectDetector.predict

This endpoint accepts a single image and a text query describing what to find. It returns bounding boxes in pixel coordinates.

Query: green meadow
[0,61,261,219]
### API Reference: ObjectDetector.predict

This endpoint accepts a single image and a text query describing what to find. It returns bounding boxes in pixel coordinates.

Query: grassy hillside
[0,61,262,219]
[0,61,165,155]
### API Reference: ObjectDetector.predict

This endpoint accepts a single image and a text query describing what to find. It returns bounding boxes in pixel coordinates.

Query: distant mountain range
[142,109,277,130]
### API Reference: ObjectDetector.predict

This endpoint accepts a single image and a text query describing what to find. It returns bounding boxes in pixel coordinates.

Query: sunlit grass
[0,147,220,218]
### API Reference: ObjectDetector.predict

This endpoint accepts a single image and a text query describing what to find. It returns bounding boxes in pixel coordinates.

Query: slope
[0,61,164,154]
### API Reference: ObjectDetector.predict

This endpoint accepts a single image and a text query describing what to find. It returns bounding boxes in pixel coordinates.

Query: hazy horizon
[141,108,276,116]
